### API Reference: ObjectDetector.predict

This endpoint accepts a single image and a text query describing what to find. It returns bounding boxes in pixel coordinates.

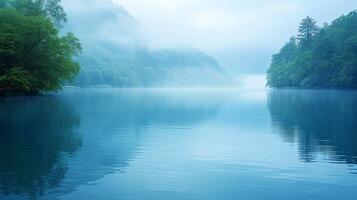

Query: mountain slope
[62,0,236,87]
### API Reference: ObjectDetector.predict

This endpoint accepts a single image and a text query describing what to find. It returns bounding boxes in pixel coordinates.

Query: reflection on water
[0,97,81,199]
[0,88,356,200]
[268,89,357,164]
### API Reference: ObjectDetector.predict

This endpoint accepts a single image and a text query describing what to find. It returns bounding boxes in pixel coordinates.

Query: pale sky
[64,0,357,73]
[113,0,356,49]
[111,0,357,73]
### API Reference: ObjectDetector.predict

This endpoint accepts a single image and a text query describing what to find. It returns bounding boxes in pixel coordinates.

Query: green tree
[0,0,80,95]
[267,37,297,87]
[297,17,319,48]
[1,0,66,26]
[267,11,357,89]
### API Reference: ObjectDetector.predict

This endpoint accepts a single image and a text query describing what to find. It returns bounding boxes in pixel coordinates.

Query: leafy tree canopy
[0,0,66,26]
[0,0,81,95]
[267,11,357,89]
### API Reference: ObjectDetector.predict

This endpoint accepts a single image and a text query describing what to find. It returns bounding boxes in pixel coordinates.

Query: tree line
[267,11,357,89]
[0,0,80,95]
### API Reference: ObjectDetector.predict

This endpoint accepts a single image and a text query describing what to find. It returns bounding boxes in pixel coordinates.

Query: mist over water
[1,0,357,199]
[1,88,357,200]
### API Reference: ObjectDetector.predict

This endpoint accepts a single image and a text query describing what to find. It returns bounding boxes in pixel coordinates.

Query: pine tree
[297,17,319,48]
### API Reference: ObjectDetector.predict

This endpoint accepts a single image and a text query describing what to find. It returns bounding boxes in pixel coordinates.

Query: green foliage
[0,0,80,95]
[267,11,357,89]
[1,0,66,26]
[297,17,319,48]
[74,43,228,87]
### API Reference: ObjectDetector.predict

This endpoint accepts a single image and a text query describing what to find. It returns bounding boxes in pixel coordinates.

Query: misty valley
[65,1,236,88]
[0,0,357,200]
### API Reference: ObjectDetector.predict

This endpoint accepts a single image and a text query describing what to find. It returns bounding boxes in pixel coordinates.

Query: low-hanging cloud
[112,0,357,73]
[113,0,357,50]
[62,0,357,73]
[62,0,143,46]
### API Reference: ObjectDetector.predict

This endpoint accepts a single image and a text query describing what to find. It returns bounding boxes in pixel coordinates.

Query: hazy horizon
[111,0,357,74]
[1,1,357,199]
[60,0,357,88]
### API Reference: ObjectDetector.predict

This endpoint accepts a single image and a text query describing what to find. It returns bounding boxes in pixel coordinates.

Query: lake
[0,88,357,200]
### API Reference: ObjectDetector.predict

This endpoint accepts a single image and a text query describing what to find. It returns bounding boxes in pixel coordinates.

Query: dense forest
[267,10,357,89]
[0,0,81,95]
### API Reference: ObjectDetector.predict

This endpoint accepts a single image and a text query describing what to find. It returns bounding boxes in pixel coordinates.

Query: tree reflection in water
[268,89,357,164]
[0,96,82,199]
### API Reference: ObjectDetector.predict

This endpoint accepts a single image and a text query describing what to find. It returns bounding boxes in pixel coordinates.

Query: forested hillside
[63,0,235,87]
[267,11,357,89]
[74,44,229,87]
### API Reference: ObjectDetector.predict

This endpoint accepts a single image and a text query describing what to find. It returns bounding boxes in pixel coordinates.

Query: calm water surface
[0,88,357,200]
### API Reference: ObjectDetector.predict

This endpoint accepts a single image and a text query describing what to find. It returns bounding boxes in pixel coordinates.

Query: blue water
[0,88,357,200]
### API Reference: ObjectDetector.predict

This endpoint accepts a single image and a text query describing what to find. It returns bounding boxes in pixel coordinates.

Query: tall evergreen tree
[267,11,357,89]
[297,17,319,48]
